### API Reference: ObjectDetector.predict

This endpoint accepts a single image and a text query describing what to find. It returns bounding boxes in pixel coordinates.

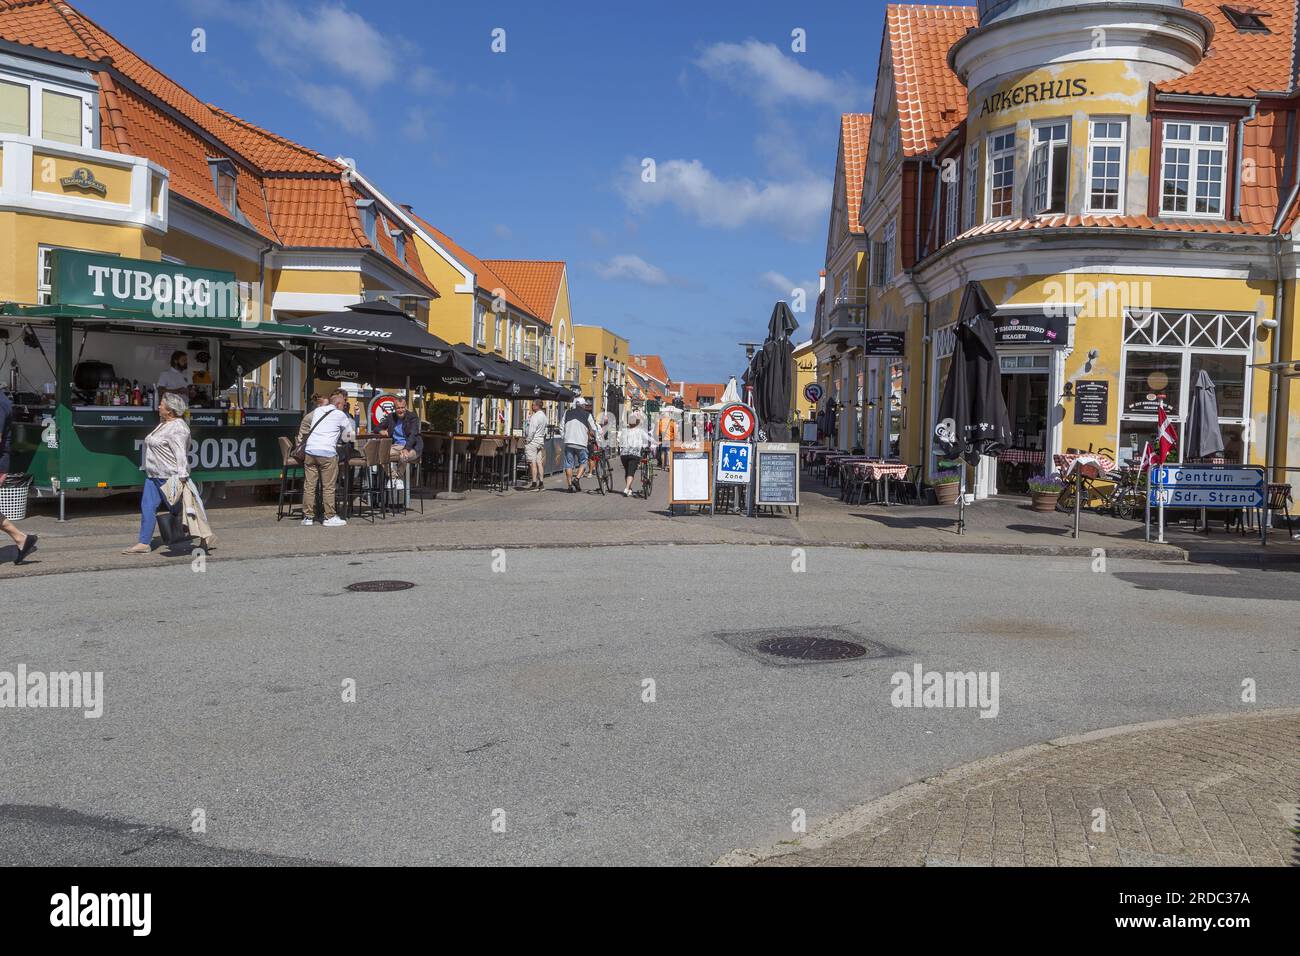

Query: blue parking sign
[717,440,751,484]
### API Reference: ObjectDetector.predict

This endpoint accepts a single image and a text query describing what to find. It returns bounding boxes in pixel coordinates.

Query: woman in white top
[617,411,654,497]
[123,391,191,554]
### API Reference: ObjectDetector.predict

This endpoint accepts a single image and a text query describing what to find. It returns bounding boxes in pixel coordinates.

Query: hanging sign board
[719,403,755,441]
[1073,380,1109,426]
[754,442,799,507]
[715,440,752,485]
[669,442,713,506]
[992,312,1067,345]
[862,330,905,356]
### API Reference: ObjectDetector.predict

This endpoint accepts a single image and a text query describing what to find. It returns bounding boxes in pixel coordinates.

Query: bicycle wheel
[1114,489,1144,521]
[641,459,655,499]
[1055,483,1077,514]
[594,454,608,495]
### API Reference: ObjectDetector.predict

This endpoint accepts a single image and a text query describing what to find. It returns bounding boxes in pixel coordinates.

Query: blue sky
[78,0,901,383]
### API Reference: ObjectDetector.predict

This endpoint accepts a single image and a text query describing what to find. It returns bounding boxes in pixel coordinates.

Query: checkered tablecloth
[851,461,910,481]
[1054,452,1117,479]
[998,449,1045,465]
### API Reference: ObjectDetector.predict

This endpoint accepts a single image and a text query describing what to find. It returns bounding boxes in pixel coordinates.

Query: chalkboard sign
[755,442,799,507]
[1074,380,1109,426]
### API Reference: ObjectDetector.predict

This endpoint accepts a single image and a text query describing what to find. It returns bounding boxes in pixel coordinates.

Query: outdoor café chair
[472,438,503,492]
[275,436,305,521]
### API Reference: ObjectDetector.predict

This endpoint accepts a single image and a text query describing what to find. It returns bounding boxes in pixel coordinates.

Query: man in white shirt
[523,399,549,491]
[302,389,356,527]
[562,396,597,492]
[157,350,191,397]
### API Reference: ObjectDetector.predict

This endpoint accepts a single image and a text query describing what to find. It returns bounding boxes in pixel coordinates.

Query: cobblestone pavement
[731,711,1300,867]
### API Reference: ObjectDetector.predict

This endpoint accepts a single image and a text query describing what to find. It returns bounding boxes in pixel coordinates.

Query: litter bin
[0,474,32,522]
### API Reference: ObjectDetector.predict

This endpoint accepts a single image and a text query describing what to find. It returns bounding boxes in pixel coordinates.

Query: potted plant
[930,469,961,505]
[1026,473,1064,511]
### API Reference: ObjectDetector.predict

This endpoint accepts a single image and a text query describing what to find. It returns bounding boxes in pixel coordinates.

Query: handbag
[292,407,336,461]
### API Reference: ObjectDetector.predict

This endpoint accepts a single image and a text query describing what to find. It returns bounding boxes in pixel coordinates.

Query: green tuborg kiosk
[2,251,321,519]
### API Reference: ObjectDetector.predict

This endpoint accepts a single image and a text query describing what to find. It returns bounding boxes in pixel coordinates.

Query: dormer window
[207,158,238,214]
[390,229,406,261]
[1220,5,1271,32]
[356,199,377,244]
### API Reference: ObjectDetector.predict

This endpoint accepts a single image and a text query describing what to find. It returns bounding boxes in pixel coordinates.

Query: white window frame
[472,302,487,346]
[986,128,1016,220]
[944,156,961,242]
[1159,121,1229,218]
[0,70,94,147]
[1028,120,1069,216]
[1085,118,1128,214]
[963,142,979,231]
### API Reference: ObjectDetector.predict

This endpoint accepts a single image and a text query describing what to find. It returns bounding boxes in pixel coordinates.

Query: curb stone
[713,707,1300,867]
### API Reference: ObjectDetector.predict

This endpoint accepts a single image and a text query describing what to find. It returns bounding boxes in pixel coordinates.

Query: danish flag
[1155,403,1176,464]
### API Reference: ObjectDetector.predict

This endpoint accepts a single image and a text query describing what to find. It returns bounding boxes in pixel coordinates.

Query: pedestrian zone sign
[716,440,751,485]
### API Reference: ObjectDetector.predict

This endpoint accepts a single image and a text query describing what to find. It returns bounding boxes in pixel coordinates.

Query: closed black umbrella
[934,282,1012,466]
[1185,369,1225,460]
[753,301,797,441]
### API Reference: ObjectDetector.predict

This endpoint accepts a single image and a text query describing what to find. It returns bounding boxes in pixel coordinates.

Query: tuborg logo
[322,325,392,338]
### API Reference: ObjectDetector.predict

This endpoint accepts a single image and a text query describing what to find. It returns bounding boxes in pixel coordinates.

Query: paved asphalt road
[1,546,1297,865]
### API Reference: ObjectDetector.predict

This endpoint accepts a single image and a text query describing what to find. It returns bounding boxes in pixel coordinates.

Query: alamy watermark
[890,663,999,718]
[0,665,103,718]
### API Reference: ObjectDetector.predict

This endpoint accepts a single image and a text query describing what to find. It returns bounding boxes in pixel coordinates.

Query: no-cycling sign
[719,403,755,441]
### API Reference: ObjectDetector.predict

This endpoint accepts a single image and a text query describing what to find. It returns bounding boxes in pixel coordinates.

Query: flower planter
[933,482,960,505]
[1030,491,1058,512]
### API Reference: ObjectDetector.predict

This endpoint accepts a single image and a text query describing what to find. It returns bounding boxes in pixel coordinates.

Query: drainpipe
[1266,106,1299,527]
[1232,102,1258,222]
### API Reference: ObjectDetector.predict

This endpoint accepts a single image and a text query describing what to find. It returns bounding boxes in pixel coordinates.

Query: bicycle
[639,448,656,499]
[1055,448,1146,520]
[588,443,614,496]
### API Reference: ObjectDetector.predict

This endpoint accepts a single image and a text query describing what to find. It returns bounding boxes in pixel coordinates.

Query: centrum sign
[1150,465,1264,509]
[51,250,247,321]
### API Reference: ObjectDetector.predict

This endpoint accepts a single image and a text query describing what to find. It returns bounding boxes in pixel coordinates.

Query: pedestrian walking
[122,391,192,554]
[524,399,548,490]
[301,388,355,527]
[617,411,653,498]
[563,396,597,492]
[656,412,676,467]
[0,384,37,564]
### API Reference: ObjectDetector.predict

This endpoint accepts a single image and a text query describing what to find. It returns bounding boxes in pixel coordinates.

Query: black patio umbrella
[299,299,457,360]
[1184,369,1225,461]
[933,282,1012,533]
[756,301,798,441]
[934,282,1012,465]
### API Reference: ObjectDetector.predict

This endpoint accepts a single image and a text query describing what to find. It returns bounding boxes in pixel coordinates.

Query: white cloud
[294,82,373,136]
[696,40,862,109]
[494,224,513,239]
[761,272,818,317]
[257,1,396,89]
[620,158,829,239]
[593,255,672,286]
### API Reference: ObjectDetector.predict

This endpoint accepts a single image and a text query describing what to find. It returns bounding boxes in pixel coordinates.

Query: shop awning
[0,303,320,340]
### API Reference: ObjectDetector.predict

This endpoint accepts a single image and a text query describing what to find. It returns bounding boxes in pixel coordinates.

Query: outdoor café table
[824,455,874,491]
[1053,451,1117,480]
[849,460,910,505]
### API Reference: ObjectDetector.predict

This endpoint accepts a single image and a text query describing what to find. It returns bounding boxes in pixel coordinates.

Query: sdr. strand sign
[1150,465,1264,508]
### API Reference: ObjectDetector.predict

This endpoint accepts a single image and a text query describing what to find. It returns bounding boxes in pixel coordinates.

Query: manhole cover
[715,626,904,667]
[345,580,415,592]
[755,635,868,660]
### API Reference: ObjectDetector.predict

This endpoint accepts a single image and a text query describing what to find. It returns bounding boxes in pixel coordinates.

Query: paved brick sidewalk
[724,710,1300,867]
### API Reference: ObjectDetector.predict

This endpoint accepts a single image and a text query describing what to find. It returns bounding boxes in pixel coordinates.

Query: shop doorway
[989,352,1050,495]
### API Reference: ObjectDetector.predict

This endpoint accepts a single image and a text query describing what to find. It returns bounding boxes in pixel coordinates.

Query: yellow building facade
[571,324,629,422]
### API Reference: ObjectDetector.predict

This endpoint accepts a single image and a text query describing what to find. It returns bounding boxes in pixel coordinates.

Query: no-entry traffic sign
[719,403,755,440]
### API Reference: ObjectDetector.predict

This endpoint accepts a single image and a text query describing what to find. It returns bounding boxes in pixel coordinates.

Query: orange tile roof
[956,214,1271,240]
[630,354,671,385]
[480,260,564,325]
[681,383,727,408]
[0,0,431,292]
[887,3,977,156]
[839,113,873,234]
[1157,0,1297,97]
[406,214,540,318]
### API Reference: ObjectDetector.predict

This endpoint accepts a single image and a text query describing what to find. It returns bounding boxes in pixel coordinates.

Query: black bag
[156,509,189,547]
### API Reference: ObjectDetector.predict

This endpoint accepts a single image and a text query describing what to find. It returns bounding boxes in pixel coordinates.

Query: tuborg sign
[50,250,246,321]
